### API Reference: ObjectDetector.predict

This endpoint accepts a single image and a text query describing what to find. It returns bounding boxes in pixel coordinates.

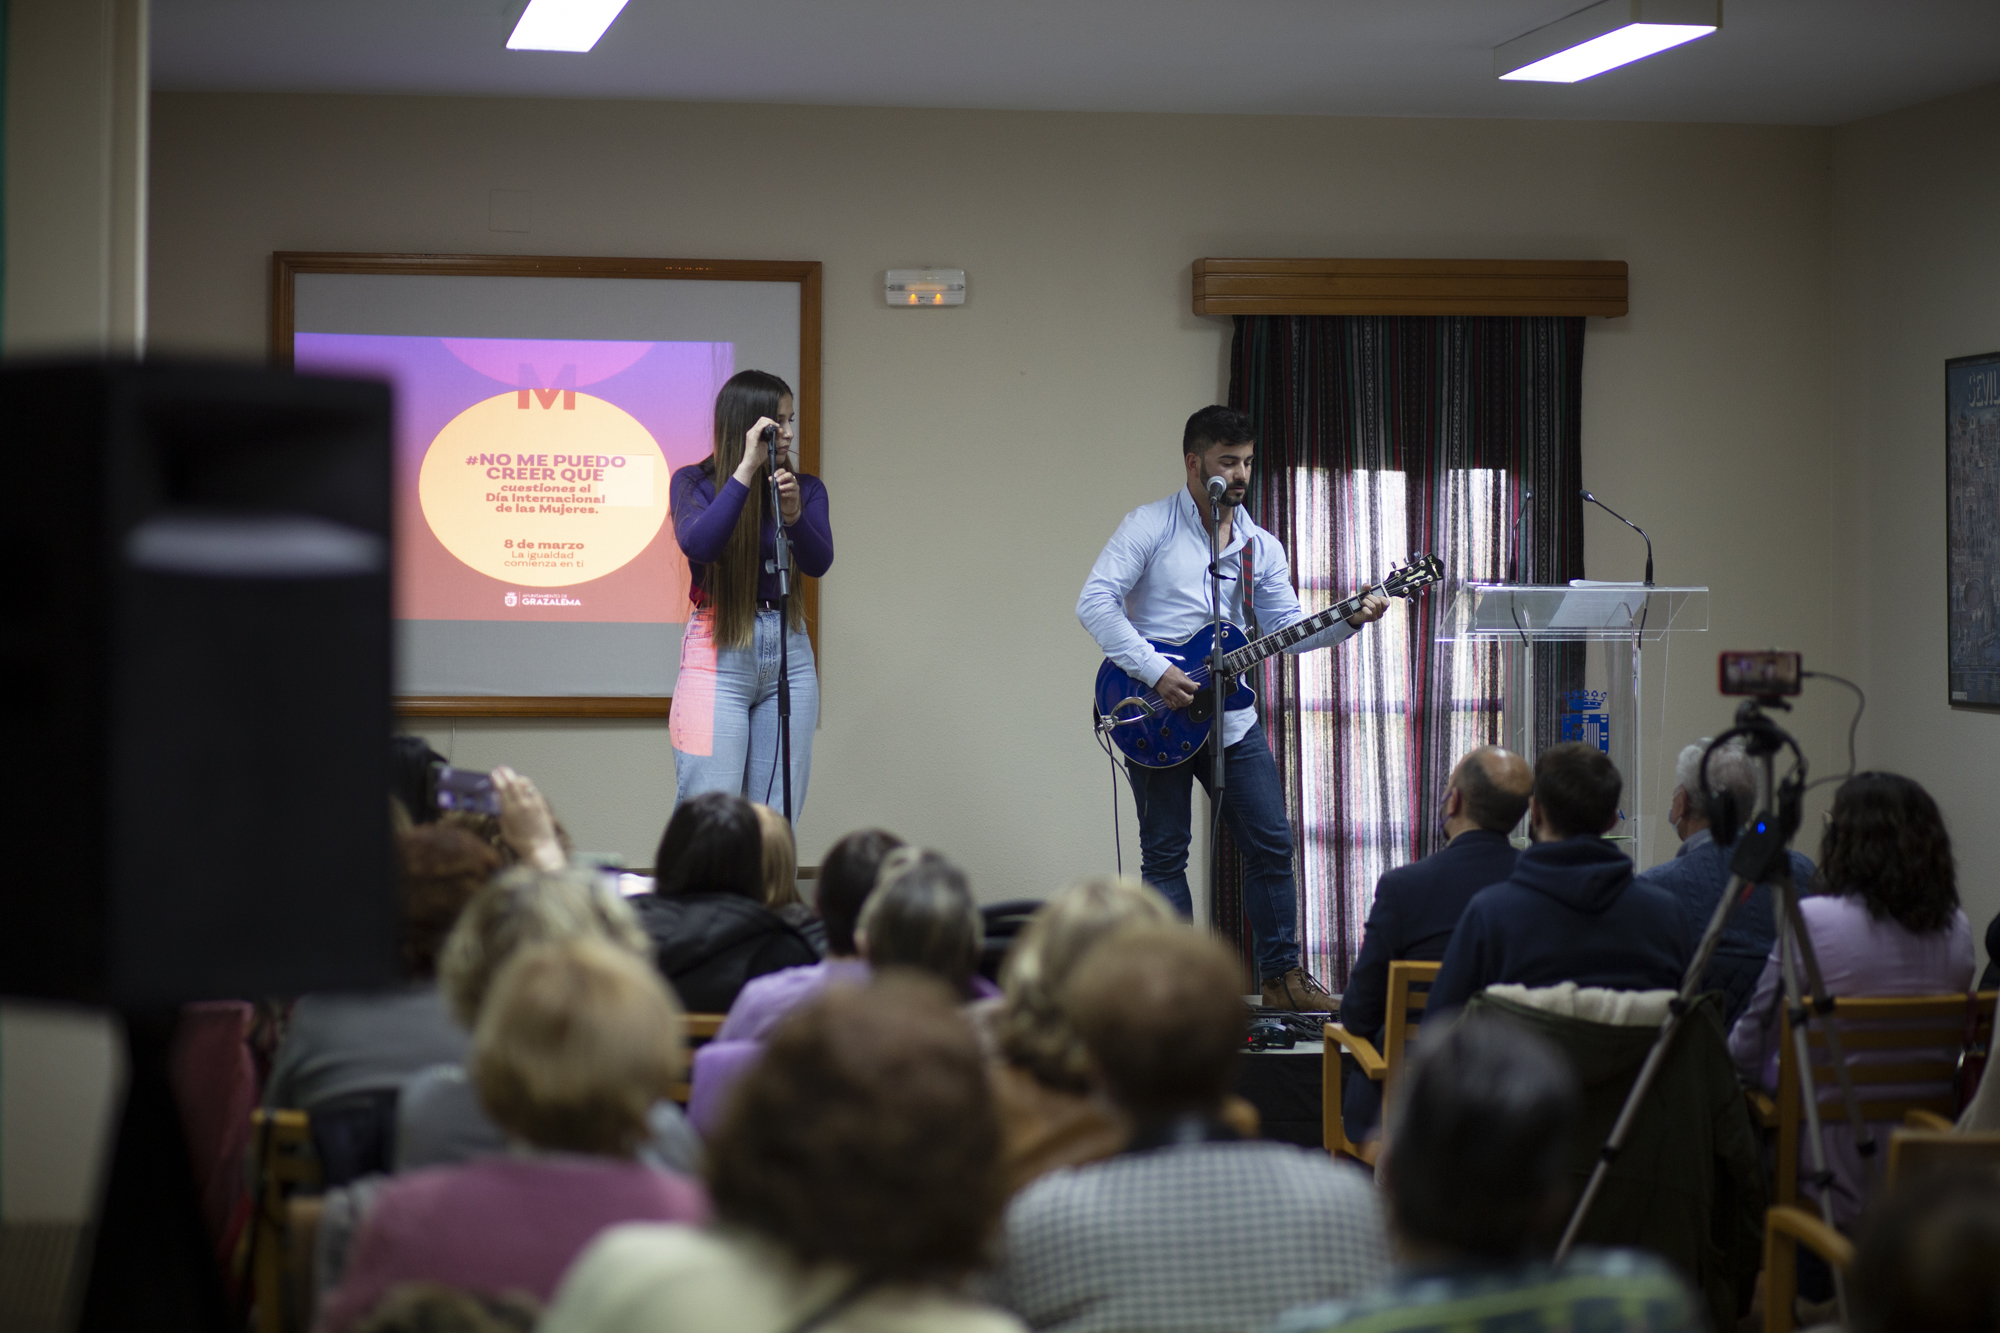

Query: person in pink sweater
[315,939,711,1333]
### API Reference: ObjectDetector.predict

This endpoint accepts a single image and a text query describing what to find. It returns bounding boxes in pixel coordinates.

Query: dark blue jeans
[1125,718,1300,983]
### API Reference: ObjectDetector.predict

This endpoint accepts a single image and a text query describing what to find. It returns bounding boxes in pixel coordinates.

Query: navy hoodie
[1428,835,1690,1013]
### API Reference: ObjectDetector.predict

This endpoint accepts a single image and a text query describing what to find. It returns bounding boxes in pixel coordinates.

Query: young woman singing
[668,370,833,814]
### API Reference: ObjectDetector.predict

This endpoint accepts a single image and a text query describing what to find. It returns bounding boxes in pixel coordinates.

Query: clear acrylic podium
[1447,584,1707,865]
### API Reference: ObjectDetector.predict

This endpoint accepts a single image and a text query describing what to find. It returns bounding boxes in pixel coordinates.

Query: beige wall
[1831,83,2000,956]
[150,93,1845,916]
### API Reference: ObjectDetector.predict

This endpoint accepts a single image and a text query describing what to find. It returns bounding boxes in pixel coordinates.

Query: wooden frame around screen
[271,252,822,720]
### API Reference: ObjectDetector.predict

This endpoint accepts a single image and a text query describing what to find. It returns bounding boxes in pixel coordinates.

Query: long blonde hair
[707,369,803,649]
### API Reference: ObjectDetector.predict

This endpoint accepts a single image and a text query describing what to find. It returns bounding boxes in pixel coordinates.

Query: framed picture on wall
[1948,350,2000,708]
[271,252,822,719]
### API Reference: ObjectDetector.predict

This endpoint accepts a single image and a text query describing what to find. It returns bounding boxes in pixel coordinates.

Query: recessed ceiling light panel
[1496,0,1719,84]
[507,0,633,53]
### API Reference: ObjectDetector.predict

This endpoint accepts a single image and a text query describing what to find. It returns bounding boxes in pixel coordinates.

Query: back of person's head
[1532,742,1623,839]
[653,792,762,900]
[998,875,1176,1092]
[1182,404,1255,460]
[1063,923,1246,1123]
[438,866,649,1028]
[471,937,685,1157]
[706,975,1003,1285]
[1850,1167,2000,1333]
[352,1284,539,1333]
[1675,737,1754,830]
[1383,1013,1579,1262]
[751,804,802,910]
[1821,771,1960,934]
[857,848,983,998]
[1451,747,1533,834]
[390,736,447,827]
[816,828,904,958]
[396,825,501,982]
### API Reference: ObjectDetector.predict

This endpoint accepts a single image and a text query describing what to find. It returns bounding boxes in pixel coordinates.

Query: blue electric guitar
[1093,555,1445,768]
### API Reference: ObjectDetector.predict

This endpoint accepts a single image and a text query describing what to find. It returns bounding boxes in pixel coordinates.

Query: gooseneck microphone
[1580,489,1654,586]
[1507,487,1534,582]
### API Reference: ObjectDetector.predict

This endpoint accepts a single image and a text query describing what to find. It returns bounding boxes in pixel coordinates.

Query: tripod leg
[1772,876,1855,1320]
[1780,878,1877,1173]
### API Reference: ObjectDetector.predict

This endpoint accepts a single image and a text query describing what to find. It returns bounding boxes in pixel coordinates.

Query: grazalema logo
[504,591,518,607]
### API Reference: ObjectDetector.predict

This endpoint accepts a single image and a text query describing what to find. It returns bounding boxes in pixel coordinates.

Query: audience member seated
[987,875,1178,1190]
[1339,745,1530,1139]
[1271,1013,1702,1333]
[1630,738,1816,1025]
[632,792,818,1013]
[1728,771,1973,1228]
[1849,1166,2000,1333]
[543,977,1026,1333]
[315,939,710,1333]
[397,867,701,1175]
[266,826,492,1139]
[686,829,902,1132]
[997,924,1388,1332]
[1428,743,1687,1013]
[856,847,997,1001]
[752,803,827,956]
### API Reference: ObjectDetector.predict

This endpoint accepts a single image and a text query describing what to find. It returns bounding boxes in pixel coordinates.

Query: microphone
[1507,487,1533,582]
[1207,475,1231,507]
[1580,489,1654,586]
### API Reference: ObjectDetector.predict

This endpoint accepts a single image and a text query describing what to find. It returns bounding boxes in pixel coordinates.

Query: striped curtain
[1217,315,1586,988]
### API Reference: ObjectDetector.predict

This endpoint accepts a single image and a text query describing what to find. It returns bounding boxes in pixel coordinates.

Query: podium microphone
[1507,487,1533,582]
[1580,489,1654,587]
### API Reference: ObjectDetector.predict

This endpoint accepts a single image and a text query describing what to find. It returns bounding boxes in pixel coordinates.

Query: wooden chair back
[1382,960,1441,1103]
[668,1013,730,1103]
[1761,1204,1855,1333]
[244,1109,319,1333]
[1320,960,1440,1166]
[1771,990,1994,1209]
[1887,1128,2000,1186]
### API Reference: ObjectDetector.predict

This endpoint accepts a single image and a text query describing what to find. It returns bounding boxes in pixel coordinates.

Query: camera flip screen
[1718,650,1802,698]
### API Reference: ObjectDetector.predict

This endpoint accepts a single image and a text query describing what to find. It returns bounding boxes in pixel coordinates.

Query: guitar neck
[1220,586,1379,676]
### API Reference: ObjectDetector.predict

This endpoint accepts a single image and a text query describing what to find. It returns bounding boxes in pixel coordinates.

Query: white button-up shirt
[1077,487,1358,748]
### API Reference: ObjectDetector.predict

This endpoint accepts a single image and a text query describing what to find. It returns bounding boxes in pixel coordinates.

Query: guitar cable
[1094,707,1124,876]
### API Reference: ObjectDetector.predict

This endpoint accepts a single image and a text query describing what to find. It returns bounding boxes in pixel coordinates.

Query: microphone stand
[1205,483,1228,940]
[765,442,795,825]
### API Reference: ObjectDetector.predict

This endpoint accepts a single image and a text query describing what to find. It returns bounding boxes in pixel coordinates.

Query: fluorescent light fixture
[507,0,633,52]
[1496,0,1719,84]
[885,269,966,307]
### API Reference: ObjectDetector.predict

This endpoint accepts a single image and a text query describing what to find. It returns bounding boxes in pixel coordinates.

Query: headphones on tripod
[1699,704,1808,850]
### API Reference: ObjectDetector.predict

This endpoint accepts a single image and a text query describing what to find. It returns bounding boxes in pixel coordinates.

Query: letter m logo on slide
[515,362,577,410]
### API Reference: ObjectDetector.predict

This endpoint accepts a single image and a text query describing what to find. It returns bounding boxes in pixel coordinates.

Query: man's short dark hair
[1454,749,1532,834]
[1063,923,1246,1122]
[1385,1014,1578,1261]
[815,828,904,956]
[1182,405,1256,459]
[1533,742,1623,839]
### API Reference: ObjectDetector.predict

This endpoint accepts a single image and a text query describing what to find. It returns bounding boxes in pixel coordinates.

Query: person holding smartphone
[668,370,833,815]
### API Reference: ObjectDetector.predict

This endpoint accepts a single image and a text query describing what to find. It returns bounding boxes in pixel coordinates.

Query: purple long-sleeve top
[670,463,833,604]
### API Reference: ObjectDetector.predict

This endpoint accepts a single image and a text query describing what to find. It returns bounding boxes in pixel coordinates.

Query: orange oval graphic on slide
[419,391,669,587]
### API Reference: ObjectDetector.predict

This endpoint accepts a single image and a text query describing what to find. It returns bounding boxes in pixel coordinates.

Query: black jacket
[631,891,818,1014]
[1341,829,1520,1041]
[1429,836,1689,1013]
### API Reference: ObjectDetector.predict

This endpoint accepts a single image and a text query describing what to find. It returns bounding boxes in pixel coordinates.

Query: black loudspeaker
[3,361,400,1005]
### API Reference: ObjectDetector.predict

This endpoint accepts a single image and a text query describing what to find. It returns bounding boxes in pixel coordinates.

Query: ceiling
[151,0,2000,126]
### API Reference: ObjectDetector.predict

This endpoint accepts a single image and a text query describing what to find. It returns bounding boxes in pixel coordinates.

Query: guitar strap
[1240,538,1260,640]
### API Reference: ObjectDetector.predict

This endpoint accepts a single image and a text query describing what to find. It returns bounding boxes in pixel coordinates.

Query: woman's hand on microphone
[734,417,780,486]
[773,469,802,524]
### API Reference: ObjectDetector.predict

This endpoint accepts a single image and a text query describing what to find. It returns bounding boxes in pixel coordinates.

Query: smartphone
[434,764,500,815]
[1718,650,1802,698]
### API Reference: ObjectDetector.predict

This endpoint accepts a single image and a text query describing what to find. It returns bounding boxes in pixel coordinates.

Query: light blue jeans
[669,607,818,816]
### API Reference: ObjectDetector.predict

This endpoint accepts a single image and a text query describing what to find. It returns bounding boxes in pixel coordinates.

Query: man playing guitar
[1077,406,1389,1012]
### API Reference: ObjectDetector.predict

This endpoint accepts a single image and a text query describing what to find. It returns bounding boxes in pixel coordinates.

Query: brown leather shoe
[1260,967,1335,1014]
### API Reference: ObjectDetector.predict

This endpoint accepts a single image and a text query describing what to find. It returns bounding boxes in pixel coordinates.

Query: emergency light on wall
[885,270,966,307]
[1495,0,1719,84]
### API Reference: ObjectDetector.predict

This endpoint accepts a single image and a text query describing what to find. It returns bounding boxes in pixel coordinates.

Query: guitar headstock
[1383,554,1445,599]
